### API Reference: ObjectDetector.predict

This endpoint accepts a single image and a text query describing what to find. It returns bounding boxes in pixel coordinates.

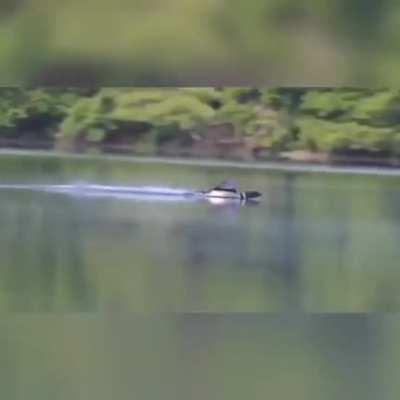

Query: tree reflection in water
[1,191,96,311]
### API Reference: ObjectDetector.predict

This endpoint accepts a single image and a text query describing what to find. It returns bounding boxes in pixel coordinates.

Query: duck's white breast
[206,190,240,199]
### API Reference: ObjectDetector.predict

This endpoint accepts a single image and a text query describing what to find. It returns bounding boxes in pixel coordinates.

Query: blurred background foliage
[1,0,400,85]
[2,87,400,161]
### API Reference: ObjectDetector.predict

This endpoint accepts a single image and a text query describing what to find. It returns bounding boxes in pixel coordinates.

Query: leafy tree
[0,88,78,140]
[299,89,366,119]
[3,87,400,161]
[111,89,216,144]
[351,90,400,126]
[296,117,395,153]
[262,88,306,112]
[60,93,116,143]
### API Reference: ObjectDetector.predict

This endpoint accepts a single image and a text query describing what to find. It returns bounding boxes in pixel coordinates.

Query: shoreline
[2,147,400,177]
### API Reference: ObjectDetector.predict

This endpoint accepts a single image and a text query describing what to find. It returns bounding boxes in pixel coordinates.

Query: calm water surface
[2,152,400,400]
[1,152,400,312]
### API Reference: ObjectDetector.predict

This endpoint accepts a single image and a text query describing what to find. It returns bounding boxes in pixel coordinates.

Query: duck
[200,179,262,201]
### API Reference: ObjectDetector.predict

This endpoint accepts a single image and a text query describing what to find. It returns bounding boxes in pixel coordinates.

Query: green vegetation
[2,87,400,162]
[1,0,400,86]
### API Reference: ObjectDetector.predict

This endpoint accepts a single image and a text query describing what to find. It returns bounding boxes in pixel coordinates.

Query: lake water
[2,151,400,400]
[1,151,400,312]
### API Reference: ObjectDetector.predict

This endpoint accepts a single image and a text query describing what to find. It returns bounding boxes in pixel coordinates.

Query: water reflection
[1,153,400,311]
[1,192,96,312]
[0,315,394,400]
[272,173,300,310]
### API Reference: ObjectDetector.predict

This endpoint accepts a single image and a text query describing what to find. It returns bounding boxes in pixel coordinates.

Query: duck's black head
[244,191,262,199]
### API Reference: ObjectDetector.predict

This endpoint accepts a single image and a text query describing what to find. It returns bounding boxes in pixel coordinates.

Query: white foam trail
[0,183,258,208]
[71,184,190,196]
[0,183,196,202]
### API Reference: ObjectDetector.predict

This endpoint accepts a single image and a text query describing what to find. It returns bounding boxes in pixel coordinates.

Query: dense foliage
[2,87,400,159]
[1,0,400,86]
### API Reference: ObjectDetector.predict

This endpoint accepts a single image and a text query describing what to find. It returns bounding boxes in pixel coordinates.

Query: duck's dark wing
[212,179,238,193]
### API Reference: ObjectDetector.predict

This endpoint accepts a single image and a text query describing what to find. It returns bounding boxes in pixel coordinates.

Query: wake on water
[0,182,199,202]
[0,182,262,206]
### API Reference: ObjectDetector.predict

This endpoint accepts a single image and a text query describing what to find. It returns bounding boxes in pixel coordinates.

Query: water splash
[0,183,259,208]
[0,183,195,201]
